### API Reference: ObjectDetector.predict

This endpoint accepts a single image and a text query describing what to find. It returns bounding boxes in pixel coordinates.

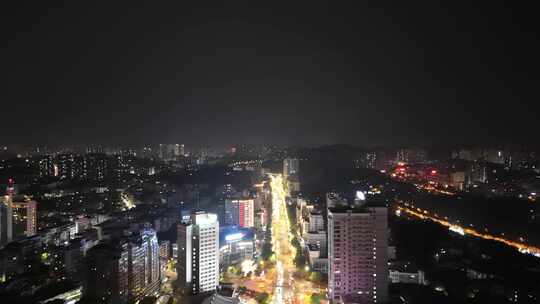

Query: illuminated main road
[224,175,326,304]
[269,174,296,304]
[397,203,540,256]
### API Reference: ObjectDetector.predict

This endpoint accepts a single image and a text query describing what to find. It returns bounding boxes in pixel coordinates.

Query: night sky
[2,2,539,146]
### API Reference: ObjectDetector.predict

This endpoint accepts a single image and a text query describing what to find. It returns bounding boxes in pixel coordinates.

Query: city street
[268,174,326,304]
[223,174,326,304]
[269,174,296,304]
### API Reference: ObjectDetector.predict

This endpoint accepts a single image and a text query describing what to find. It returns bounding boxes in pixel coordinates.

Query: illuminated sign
[225,232,245,242]
[355,191,366,201]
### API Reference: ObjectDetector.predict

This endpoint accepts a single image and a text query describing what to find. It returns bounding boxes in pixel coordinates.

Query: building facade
[328,204,388,304]
[219,227,254,268]
[127,229,160,302]
[308,212,324,232]
[83,228,160,304]
[177,212,220,294]
[11,199,37,239]
[84,243,130,304]
[283,158,299,179]
[224,199,254,228]
[0,198,13,247]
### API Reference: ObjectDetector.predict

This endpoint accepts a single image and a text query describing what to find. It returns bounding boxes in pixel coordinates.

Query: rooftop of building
[202,293,239,304]
[87,241,125,257]
[219,226,254,244]
[307,243,320,252]
[328,200,387,214]
[389,261,421,273]
[191,210,218,225]
[0,236,42,254]
[309,209,323,215]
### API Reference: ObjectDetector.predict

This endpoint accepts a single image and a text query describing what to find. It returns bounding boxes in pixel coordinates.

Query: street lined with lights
[223,174,326,303]
[269,174,296,304]
[396,204,540,257]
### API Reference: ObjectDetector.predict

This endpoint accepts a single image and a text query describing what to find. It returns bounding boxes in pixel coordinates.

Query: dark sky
[2,2,539,146]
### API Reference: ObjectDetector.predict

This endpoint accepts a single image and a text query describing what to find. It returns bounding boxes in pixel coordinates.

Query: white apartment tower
[177,211,220,294]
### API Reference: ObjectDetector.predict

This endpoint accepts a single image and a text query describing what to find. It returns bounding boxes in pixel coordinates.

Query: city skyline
[2,2,540,304]
[1,143,540,303]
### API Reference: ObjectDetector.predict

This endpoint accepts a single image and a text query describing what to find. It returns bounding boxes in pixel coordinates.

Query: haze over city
[2,2,540,304]
[3,2,540,145]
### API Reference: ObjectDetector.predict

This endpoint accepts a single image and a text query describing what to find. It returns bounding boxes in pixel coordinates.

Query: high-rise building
[197,146,209,165]
[57,153,77,179]
[83,242,130,304]
[0,236,42,282]
[1,180,16,247]
[238,199,254,228]
[109,154,130,183]
[40,153,131,182]
[82,153,108,181]
[467,161,488,185]
[159,144,169,161]
[159,240,170,261]
[174,144,185,157]
[51,238,87,282]
[366,152,377,169]
[328,200,388,304]
[126,229,160,302]
[283,158,299,180]
[223,200,235,226]
[486,149,505,165]
[158,144,166,160]
[452,149,474,161]
[11,199,37,238]
[0,197,13,247]
[354,152,380,169]
[38,155,55,178]
[177,211,219,294]
[83,228,160,304]
[224,199,254,228]
[395,148,427,164]
[159,144,184,161]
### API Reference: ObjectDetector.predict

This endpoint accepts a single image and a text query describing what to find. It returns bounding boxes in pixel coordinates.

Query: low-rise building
[304,231,327,254]
[219,226,254,268]
[388,262,427,285]
[389,269,426,285]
